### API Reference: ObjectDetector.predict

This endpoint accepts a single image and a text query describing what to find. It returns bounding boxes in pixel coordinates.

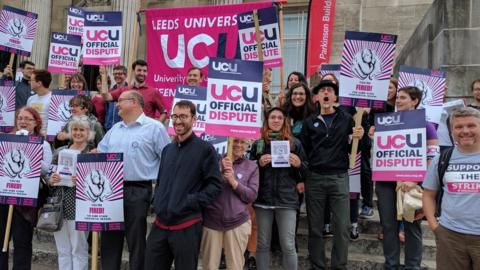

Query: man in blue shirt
[98,90,170,270]
[104,65,128,130]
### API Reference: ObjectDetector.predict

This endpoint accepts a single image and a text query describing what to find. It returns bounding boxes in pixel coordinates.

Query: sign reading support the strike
[206,58,263,138]
[444,164,480,193]
[75,153,124,231]
[0,81,16,133]
[320,64,340,78]
[237,7,282,68]
[48,33,81,74]
[0,134,43,207]
[145,2,272,113]
[82,11,122,65]
[0,5,38,56]
[339,31,397,109]
[168,85,208,135]
[46,90,80,142]
[372,109,427,182]
[398,66,446,124]
[66,6,84,39]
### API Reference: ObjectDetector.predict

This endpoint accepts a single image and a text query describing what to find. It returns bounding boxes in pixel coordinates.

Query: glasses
[118,97,134,103]
[113,72,126,76]
[170,114,192,121]
[17,117,35,122]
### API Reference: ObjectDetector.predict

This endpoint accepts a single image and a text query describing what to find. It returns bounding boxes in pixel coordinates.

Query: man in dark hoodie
[1,60,35,109]
[300,80,364,270]
[145,100,223,270]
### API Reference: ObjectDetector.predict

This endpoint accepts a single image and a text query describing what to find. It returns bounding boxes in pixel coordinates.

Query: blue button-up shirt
[98,113,170,181]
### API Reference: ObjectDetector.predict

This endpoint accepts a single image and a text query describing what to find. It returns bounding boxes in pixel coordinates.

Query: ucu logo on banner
[177,87,196,96]
[86,30,120,41]
[380,34,395,43]
[53,34,67,42]
[239,14,253,24]
[377,115,401,125]
[69,7,83,16]
[86,14,105,22]
[211,61,238,73]
[376,134,422,149]
[241,28,278,44]
[52,46,79,56]
[69,18,84,27]
[106,153,120,161]
[210,84,258,102]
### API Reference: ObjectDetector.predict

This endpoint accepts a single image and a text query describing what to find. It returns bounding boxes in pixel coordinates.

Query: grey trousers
[306,172,350,270]
[376,182,422,270]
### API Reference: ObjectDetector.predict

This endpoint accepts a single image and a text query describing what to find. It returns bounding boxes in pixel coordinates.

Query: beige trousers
[200,220,252,270]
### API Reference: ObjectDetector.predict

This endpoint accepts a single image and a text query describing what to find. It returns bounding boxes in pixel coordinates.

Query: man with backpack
[423,107,480,270]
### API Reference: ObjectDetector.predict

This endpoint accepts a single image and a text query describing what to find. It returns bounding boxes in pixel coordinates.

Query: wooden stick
[59,74,65,89]
[127,1,141,86]
[227,137,233,160]
[101,66,108,94]
[91,231,99,270]
[2,205,14,252]
[278,4,285,93]
[253,10,264,62]
[8,53,15,68]
[350,108,364,169]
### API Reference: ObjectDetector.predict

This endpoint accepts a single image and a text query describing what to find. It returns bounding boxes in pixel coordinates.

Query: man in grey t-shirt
[423,107,480,270]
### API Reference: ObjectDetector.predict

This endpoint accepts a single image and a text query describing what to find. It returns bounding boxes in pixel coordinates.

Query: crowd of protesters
[0,58,479,270]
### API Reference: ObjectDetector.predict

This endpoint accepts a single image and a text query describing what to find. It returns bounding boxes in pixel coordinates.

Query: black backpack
[435,146,454,217]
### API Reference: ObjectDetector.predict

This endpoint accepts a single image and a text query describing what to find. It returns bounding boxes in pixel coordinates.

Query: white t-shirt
[27,92,52,135]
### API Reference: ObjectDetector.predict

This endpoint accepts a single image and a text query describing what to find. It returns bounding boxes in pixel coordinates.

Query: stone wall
[395,0,480,99]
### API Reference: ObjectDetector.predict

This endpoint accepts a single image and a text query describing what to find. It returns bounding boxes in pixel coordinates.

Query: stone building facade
[0,0,435,91]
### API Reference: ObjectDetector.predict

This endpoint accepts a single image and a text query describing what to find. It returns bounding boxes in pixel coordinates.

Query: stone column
[21,0,52,69]
[111,0,140,68]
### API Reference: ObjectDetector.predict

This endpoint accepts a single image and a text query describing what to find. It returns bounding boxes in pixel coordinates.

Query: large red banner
[305,0,336,79]
[145,2,272,112]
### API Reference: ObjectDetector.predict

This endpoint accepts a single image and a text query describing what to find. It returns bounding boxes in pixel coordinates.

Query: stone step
[25,239,437,270]
[295,228,436,261]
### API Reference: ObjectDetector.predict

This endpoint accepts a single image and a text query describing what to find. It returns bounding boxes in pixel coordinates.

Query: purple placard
[46,89,80,141]
[320,64,341,78]
[66,6,84,39]
[398,65,446,124]
[48,33,82,74]
[0,81,16,132]
[206,58,263,138]
[372,109,427,182]
[75,153,124,232]
[339,31,397,109]
[0,134,43,207]
[82,11,122,65]
[0,5,38,56]
[237,7,282,68]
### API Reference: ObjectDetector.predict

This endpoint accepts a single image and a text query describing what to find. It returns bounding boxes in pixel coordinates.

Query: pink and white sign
[237,6,282,68]
[398,66,446,124]
[66,6,84,40]
[82,11,122,65]
[75,153,124,231]
[206,58,263,138]
[48,33,81,74]
[339,31,397,109]
[145,2,272,113]
[0,5,38,56]
[372,110,427,182]
[0,134,43,207]
[444,164,480,193]
[0,82,16,133]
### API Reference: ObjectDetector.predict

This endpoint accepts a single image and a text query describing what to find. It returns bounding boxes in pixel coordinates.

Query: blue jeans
[376,182,422,270]
[255,207,298,270]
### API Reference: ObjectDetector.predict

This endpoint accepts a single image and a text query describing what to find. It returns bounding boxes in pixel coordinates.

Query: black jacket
[250,138,307,209]
[300,107,354,174]
[153,133,222,226]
